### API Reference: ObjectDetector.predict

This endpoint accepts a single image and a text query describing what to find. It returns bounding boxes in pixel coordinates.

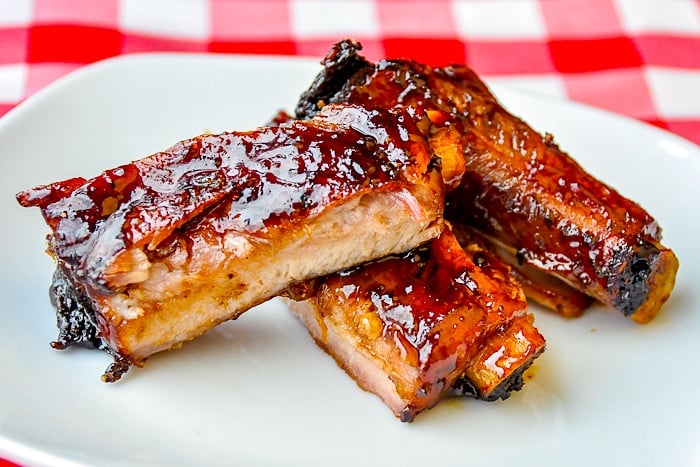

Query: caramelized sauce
[296,39,677,320]
[17,104,431,290]
[319,230,528,408]
[337,53,660,299]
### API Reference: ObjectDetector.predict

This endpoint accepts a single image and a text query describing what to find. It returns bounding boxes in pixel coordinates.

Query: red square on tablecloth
[376,1,456,37]
[27,25,122,63]
[0,104,13,118]
[539,0,623,38]
[548,37,643,73]
[211,0,291,40]
[382,38,466,66]
[208,40,296,55]
[122,34,207,53]
[466,40,554,75]
[34,0,119,28]
[25,62,81,96]
[633,35,700,69]
[0,28,28,64]
[562,68,655,119]
[665,119,700,145]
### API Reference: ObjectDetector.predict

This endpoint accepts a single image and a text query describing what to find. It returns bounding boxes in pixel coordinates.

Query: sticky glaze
[17,104,432,290]
[316,230,529,415]
[296,39,678,321]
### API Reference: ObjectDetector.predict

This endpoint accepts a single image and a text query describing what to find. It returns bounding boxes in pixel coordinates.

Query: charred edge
[49,266,132,382]
[452,348,544,402]
[608,242,660,317]
[451,377,479,399]
[295,39,372,119]
[399,407,417,423]
[102,354,133,383]
[50,267,106,351]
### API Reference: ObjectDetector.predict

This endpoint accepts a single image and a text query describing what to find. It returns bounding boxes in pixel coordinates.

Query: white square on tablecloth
[645,67,700,118]
[119,0,210,40]
[450,0,546,39]
[615,0,700,34]
[485,74,568,100]
[290,0,379,38]
[0,0,34,27]
[0,64,27,101]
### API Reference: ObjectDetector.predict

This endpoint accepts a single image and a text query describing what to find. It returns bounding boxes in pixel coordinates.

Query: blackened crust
[452,349,543,402]
[609,243,656,317]
[49,266,132,381]
[295,39,372,119]
[609,241,677,323]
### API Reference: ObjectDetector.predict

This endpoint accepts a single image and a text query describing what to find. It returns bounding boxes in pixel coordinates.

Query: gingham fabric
[1,0,699,146]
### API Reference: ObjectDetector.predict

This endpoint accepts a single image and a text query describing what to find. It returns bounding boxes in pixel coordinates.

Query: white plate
[1,54,699,467]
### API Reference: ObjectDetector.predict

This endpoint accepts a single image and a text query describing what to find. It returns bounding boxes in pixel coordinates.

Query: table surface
[1,0,698,466]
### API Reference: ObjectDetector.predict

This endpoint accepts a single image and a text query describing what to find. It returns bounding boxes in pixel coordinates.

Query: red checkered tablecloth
[0,0,700,143]
[0,0,698,465]
[1,0,699,146]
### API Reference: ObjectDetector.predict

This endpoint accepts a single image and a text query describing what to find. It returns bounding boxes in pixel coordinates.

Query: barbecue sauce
[315,229,531,416]
[16,104,440,380]
[296,39,678,322]
[17,104,433,291]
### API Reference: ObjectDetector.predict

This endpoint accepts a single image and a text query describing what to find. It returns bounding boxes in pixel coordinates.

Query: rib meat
[16,104,444,380]
[296,40,679,323]
[451,223,594,318]
[285,229,545,422]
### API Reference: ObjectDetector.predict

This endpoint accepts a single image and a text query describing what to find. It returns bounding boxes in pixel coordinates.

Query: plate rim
[1,52,698,467]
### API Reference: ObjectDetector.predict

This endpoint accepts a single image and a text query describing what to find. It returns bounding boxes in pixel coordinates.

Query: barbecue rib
[285,229,545,422]
[296,40,679,323]
[451,223,594,318]
[16,104,444,380]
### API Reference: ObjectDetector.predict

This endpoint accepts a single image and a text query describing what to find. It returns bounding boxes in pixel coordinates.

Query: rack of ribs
[295,39,679,323]
[285,229,545,422]
[16,104,445,381]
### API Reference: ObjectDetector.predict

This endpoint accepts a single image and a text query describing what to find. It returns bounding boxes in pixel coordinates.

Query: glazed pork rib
[16,104,444,380]
[285,229,545,422]
[441,68,678,323]
[451,223,594,318]
[296,40,678,323]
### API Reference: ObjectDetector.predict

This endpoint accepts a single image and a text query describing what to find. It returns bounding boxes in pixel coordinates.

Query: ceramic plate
[1,54,698,467]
